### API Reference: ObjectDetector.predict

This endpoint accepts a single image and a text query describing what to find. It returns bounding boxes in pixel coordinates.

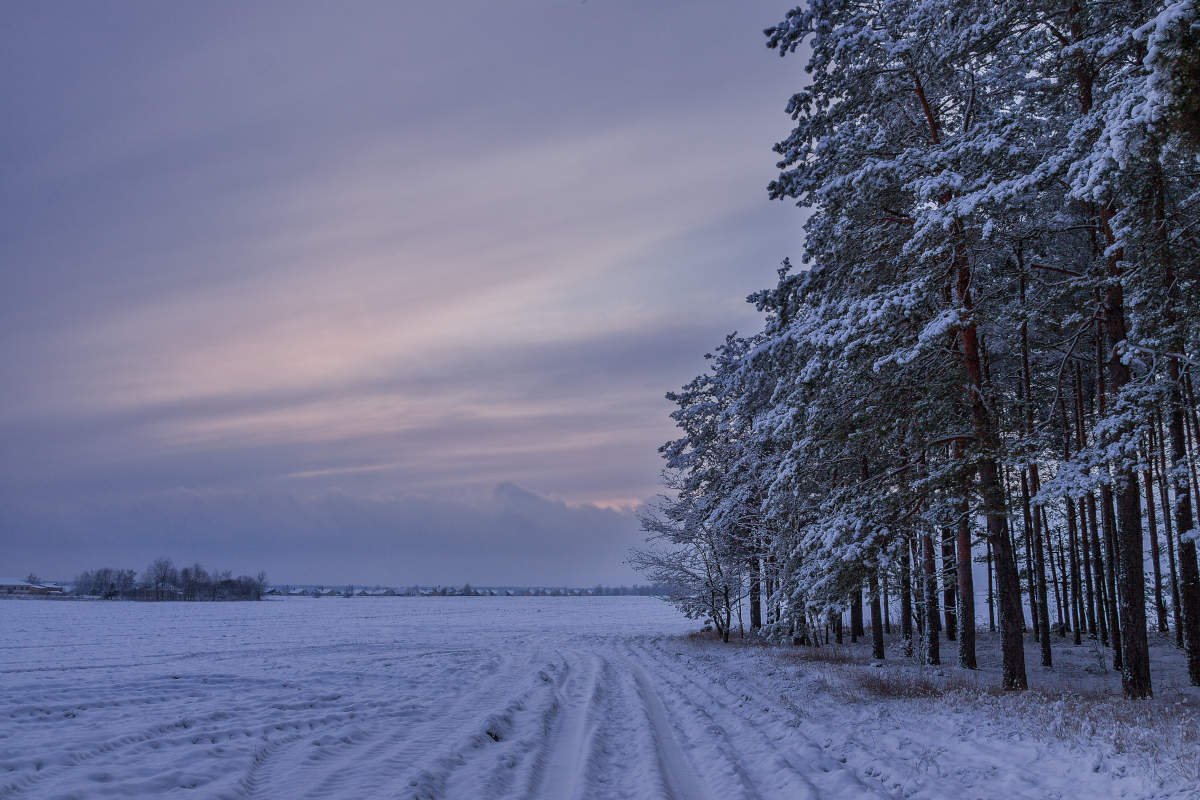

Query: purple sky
[1,1,803,584]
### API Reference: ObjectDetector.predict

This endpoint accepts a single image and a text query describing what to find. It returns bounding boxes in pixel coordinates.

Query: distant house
[0,578,63,595]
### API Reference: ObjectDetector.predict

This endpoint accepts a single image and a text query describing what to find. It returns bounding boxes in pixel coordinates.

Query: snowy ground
[1,597,1196,800]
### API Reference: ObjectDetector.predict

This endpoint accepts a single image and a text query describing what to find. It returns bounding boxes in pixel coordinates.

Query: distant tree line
[73,557,267,601]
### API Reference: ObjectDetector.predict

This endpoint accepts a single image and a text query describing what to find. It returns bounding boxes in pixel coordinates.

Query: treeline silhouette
[73,557,267,601]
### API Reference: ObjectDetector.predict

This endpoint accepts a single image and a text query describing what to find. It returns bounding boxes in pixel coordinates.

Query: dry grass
[801,661,1200,783]
[680,627,1200,786]
[791,649,1199,784]
[774,644,872,666]
[852,668,962,698]
[986,688,1200,784]
[799,663,989,702]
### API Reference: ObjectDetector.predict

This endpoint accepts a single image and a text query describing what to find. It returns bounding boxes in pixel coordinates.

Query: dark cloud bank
[1,484,648,586]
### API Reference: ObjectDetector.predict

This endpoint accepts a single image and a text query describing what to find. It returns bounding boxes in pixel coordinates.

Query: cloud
[0,1,805,580]
[0,484,650,587]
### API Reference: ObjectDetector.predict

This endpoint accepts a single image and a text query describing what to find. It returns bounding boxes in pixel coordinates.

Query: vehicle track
[2,608,917,800]
[626,637,900,800]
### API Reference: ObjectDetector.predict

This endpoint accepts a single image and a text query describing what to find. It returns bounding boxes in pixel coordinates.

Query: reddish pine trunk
[959,300,1025,687]
[1098,205,1151,698]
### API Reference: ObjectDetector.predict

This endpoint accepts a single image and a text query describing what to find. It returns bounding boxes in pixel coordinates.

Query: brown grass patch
[773,644,871,666]
[852,669,953,698]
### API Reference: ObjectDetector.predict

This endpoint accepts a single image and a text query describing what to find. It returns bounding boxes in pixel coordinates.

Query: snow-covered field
[1,597,1196,800]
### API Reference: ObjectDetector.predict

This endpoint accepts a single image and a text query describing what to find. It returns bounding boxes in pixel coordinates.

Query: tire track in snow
[0,706,282,800]
[290,649,532,800]
[398,654,572,799]
[524,651,601,800]
[626,656,719,800]
[626,639,824,800]
[630,637,901,800]
[622,646,771,800]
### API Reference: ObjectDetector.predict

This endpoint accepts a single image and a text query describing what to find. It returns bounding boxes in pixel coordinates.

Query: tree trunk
[1053,509,1071,634]
[1018,261,1051,660]
[929,120,1023,683]
[1101,483,1124,670]
[1143,452,1169,634]
[956,488,977,668]
[1168,361,1200,684]
[1079,496,1097,635]
[922,531,940,665]
[1088,491,1110,647]
[901,541,913,655]
[942,528,958,641]
[765,568,774,627]
[1186,374,1200,526]
[1098,205,1151,698]
[1075,369,1102,639]
[850,584,864,642]
[749,556,762,630]
[883,572,892,634]
[869,571,885,660]
[1155,410,1184,646]
[1095,344,1123,664]
[986,538,995,632]
[1067,497,1084,645]
[1033,473,1054,658]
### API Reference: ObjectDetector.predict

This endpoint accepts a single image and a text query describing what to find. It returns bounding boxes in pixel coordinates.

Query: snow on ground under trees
[0,596,1196,800]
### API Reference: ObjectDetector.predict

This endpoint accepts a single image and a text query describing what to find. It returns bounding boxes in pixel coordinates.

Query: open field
[0,597,1196,799]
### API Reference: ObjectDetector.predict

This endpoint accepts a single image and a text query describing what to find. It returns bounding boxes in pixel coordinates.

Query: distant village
[1,569,665,601]
[265,584,666,598]
[0,577,65,596]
